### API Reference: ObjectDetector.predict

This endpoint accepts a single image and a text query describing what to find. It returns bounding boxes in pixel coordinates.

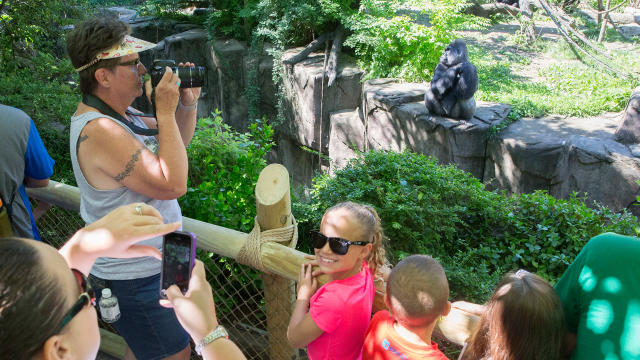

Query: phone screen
[160,231,196,298]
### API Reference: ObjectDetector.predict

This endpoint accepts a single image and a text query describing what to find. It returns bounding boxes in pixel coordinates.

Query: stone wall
[125,18,640,215]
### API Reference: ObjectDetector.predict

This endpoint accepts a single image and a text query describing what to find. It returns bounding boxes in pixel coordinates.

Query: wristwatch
[195,325,229,355]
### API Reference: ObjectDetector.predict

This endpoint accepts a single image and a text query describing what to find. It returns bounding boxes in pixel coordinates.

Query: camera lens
[176,66,205,88]
[149,59,205,88]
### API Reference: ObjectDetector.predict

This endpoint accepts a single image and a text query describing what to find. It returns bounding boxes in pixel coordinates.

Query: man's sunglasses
[118,58,141,68]
[310,230,368,255]
[55,269,96,333]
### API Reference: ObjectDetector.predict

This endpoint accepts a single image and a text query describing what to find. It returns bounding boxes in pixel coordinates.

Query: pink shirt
[308,262,375,360]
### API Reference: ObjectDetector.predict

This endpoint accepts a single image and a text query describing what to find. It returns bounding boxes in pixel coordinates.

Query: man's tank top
[70,109,182,280]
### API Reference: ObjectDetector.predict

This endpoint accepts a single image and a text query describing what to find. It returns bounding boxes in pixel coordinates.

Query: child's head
[385,255,450,328]
[465,270,566,360]
[314,202,386,280]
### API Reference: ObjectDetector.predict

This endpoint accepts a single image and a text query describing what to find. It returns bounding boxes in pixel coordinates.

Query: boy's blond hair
[387,255,449,323]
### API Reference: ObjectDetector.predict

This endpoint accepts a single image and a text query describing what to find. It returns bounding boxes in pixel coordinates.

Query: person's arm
[78,69,189,200]
[31,200,52,221]
[58,203,178,275]
[23,177,49,188]
[287,263,324,348]
[163,260,246,360]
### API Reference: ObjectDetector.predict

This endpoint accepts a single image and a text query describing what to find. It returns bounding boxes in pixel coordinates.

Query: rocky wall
[122,17,640,214]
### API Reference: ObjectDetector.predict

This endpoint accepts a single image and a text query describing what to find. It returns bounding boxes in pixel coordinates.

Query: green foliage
[344,0,489,81]
[294,150,640,302]
[0,48,79,184]
[179,112,274,313]
[180,111,274,232]
[0,0,85,66]
[471,42,640,118]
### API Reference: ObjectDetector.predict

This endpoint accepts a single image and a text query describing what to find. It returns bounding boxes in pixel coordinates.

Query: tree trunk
[598,0,612,42]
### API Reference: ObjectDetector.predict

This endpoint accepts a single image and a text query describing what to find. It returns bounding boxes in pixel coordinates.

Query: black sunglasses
[310,230,369,255]
[118,58,141,68]
[55,269,96,333]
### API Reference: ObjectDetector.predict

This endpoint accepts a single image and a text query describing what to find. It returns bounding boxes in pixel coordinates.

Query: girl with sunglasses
[0,203,246,360]
[288,202,387,359]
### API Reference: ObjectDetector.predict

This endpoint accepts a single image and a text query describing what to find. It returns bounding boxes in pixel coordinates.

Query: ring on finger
[135,204,143,216]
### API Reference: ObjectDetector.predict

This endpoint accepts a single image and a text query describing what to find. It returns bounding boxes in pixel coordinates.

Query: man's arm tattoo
[78,134,89,144]
[114,147,143,182]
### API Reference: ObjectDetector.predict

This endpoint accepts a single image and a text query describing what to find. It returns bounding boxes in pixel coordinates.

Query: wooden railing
[27,166,479,359]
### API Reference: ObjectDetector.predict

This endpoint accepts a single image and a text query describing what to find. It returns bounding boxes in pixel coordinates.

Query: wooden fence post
[255,164,297,360]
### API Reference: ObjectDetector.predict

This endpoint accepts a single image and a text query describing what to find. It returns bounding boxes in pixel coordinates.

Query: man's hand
[177,62,202,107]
[154,67,181,117]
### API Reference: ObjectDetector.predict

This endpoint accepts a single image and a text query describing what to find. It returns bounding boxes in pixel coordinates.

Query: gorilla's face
[440,40,468,67]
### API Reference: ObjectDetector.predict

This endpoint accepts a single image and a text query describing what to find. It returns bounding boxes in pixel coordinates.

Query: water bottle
[98,288,121,323]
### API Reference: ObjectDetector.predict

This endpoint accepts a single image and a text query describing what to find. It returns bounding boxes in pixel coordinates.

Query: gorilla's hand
[431,64,455,98]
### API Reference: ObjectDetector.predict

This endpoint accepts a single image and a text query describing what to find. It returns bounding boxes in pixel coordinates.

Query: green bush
[179,111,274,313]
[294,150,640,302]
[0,50,79,185]
[344,0,488,81]
[181,111,274,231]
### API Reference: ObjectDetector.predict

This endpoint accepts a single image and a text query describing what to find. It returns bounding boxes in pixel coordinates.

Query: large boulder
[280,48,363,155]
[362,79,510,179]
[615,87,640,144]
[328,108,366,174]
[485,113,640,215]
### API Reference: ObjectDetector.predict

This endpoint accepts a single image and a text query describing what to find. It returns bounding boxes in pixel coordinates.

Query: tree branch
[282,32,334,65]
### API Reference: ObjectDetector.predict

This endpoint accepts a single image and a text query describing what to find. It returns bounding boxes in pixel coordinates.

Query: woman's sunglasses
[310,230,368,255]
[55,269,96,333]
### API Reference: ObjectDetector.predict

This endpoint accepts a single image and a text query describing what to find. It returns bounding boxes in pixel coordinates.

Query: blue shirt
[20,119,55,239]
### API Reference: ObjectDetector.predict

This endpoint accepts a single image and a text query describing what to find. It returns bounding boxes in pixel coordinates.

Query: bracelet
[179,99,198,110]
[195,325,229,355]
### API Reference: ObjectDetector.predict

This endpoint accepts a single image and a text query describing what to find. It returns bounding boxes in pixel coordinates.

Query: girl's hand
[161,260,219,343]
[296,263,318,301]
[59,203,180,275]
[304,254,324,277]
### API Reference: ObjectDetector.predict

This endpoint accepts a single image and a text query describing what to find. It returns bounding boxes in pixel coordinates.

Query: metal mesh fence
[33,199,306,360]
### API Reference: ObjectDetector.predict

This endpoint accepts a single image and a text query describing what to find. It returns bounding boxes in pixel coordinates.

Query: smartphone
[159,231,197,299]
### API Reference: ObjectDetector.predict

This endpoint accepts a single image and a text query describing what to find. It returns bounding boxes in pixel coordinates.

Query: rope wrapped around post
[237,216,298,274]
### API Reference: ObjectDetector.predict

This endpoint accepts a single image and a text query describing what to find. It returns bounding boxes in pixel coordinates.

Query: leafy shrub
[179,111,274,313]
[294,150,639,302]
[0,49,79,185]
[181,111,274,232]
[344,0,488,81]
[0,0,85,65]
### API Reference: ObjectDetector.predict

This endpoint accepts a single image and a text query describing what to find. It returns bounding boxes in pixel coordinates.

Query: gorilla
[424,39,478,121]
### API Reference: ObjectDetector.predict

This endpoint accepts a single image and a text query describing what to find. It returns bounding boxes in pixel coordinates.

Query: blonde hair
[462,270,565,360]
[325,202,386,275]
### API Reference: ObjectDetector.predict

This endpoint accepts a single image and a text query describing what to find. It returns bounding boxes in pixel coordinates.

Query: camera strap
[82,94,159,136]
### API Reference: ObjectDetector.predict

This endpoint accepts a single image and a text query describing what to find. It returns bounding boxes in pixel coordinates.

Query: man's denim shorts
[89,273,190,359]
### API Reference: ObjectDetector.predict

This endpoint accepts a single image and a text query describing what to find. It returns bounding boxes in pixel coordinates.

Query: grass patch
[470,37,640,118]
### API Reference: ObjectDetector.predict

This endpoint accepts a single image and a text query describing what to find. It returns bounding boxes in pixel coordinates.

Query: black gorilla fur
[497,0,519,6]
[424,39,478,121]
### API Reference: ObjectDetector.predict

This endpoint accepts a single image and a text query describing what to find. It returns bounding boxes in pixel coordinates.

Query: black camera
[149,59,205,88]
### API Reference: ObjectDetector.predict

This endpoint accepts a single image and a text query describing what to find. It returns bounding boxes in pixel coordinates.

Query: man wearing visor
[66,17,200,360]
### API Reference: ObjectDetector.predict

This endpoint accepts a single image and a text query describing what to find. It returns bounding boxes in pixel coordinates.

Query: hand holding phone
[160,231,196,299]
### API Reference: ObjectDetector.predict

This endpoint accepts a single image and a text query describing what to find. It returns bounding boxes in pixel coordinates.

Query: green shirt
[555,233,640,360]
